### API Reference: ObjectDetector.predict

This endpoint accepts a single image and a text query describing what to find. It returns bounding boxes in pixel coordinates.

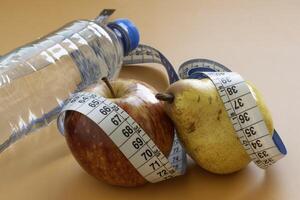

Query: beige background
[0,0,299,199]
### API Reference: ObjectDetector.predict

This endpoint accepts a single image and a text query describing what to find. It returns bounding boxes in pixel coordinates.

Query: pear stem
[102,77,116,98]
[155,93,174,103]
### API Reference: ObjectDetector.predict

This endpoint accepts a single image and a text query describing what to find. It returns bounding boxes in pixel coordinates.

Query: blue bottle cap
[108,18,140,55]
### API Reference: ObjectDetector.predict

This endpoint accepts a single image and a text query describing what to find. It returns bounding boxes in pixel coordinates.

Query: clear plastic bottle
[0,15,140,152]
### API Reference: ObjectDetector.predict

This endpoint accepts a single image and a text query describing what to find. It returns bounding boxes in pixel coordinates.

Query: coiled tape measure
[58,10,287,183]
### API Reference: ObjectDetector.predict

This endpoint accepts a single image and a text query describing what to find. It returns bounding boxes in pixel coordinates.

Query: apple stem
[155,93,174,103]
[102,77,116,98]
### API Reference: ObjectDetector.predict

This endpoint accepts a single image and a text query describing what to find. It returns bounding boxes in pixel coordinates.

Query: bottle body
[0,20,124,151]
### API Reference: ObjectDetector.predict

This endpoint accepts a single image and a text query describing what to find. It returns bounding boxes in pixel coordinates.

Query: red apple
[63,79,174,187]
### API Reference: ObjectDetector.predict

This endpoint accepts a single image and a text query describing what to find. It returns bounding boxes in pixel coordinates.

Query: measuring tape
[123,45,179,84]
[178,59,287,169]
[58,45,187,183]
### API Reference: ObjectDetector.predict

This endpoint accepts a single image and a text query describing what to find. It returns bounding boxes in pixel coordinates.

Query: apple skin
[63,79,175,187]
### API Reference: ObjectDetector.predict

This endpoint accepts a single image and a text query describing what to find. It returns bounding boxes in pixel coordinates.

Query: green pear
[156,78,273,174]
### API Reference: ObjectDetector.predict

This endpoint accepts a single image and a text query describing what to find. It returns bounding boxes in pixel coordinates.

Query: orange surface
[0,1,298,199]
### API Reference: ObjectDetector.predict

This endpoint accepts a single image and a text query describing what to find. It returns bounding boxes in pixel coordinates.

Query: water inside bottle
[0,20,123,152]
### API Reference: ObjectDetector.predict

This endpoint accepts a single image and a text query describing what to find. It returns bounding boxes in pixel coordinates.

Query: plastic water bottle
[0,13,140,152]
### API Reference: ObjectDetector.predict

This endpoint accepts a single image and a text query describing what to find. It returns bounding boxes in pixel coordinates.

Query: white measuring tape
[58,45,187,183]
[178,59,287,169]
